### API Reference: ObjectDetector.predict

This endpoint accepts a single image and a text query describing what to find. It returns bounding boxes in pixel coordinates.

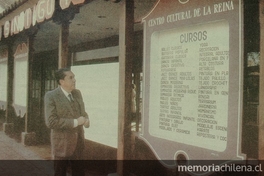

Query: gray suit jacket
[44,87,88,157]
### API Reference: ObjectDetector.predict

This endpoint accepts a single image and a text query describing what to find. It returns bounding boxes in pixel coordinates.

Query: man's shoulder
[72,89,82,97]
[72,89,81,93]
[45,87,60,97]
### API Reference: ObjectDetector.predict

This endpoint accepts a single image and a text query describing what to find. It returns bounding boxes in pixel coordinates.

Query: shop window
[72,62,119,148]
[0,59,7,109]
[243,52,259,158]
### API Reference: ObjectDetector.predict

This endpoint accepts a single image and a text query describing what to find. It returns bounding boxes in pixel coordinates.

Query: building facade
[0,0,263,175]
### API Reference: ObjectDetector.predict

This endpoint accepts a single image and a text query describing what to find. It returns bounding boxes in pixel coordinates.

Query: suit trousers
[54,133,85,176]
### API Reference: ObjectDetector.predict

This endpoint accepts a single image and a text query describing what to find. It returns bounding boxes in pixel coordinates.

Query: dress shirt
[60,86,78,127]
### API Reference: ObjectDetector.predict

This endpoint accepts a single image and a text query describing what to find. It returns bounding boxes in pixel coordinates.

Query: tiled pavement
[0,131,111,176]
[0,131,54,176]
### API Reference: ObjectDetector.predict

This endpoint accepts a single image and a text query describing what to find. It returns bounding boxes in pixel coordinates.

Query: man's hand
[77,116,86,126]
[84,119,90,128]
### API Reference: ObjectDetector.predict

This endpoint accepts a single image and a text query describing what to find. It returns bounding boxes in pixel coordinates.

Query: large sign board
[141,0,245,166]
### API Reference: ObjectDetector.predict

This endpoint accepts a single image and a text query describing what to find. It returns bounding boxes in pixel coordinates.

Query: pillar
[21,32,37,146]
[117,0,134,175]
[258,1,264,175]
[58,22,70,68]
[3,38,15,135]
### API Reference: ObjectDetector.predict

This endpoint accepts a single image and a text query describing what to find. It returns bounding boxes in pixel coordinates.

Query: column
[3,38,15,135]
[21,33,37,146]
[117,0,134,175]
[258,1,264,173]
[58,22,70,68]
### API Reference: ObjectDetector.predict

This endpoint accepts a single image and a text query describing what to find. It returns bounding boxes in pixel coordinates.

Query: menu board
[149,20,229,151]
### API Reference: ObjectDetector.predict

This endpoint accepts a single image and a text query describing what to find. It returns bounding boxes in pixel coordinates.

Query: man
[44,67,89,176]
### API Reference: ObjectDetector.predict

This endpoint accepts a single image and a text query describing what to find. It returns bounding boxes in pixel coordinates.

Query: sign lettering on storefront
[60,0,71,10]
[60,0,85,9]
[2,0,84,39]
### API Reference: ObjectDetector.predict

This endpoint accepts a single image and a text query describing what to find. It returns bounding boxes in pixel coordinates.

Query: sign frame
[140,0,245,167]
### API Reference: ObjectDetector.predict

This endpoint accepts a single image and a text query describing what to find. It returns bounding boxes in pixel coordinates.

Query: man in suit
[44,67,89,176]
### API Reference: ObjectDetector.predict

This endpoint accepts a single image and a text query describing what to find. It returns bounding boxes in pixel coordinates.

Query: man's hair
[55,67,71,85]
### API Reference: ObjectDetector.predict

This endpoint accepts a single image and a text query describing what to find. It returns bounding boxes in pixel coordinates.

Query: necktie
[68,94,74,102]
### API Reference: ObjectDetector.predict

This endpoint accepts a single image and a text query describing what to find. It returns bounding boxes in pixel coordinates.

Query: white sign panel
[149,20,229,152]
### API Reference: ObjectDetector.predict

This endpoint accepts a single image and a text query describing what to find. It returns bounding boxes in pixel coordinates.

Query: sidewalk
[0,131,54,176]
[0,130,110,176]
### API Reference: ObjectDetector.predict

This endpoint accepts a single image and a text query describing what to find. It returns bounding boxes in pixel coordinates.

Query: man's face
[60,71,76,92]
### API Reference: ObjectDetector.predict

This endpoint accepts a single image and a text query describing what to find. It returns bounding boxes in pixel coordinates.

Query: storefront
[0,0,263,175]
